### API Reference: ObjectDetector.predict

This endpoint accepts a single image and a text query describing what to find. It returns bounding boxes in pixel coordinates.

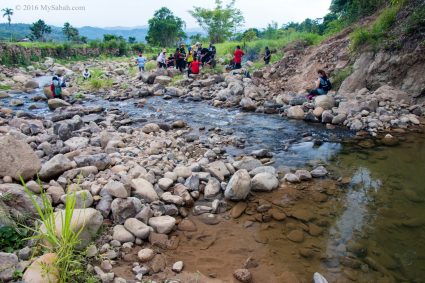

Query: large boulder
[154,76,172,85]
[39,154,74,180]
[287,106,305,119]
[314,95,335,110]
[25,80,39,89]
[141,72,157,84]
[0,135,41,181]
[224,169,251,200]
[205,161,230,182]
[40,208,103,249]
[233,157,262,171]
[142,123,160,134]
[22,253,59,283]
[48,98,71,110]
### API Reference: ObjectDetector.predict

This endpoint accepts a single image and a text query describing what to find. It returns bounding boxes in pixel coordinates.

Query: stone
[47,186,65,205]
[205,161,230,182]
[138,248,155,262]
[240,97,256,111]
[173,165,192,178]
[310,166,328,177]
[148,215,176,234]
[350,119,363,131]
[61,190,93,209]
[270,209,286,221]
[48,98,71,110]
[249,166,276,176]
[284,173,300,183]
[291,209,314,222]
[111,197,142,224]
[0,135,41,181]
[151,254,166,273]
[308,223,323,236]
[381,134,399,146]
[74,153,111,170]
[287,106,305,119]
[321,110,334,123]
[204,177,221,200]
[0,184,43,221]
[113,225,135,243]
[314,95,335,110]
[231,202,247,218]
[39,154,73,180]
[295,170,312,181]
[332,113,347,125]
[233,268,252,283]
[105,181,129,198]
[64,137,89,150]
[199,213,221,225]
[18,246,32,261]
[224,169,251,200]
[313,107,324,117]
[40,208,103,249]
[287,230,304,243]
[0,252,18,282]
[233,158,262,171]
[172,261,184,273]
[22,253,58,283]
[154,75,172,85]
[10,99,24,106]
[178,219,197,231]
[161,192,184,205]
[25,80,39,89]
[158,178,174,190]
[251,172,279,191]
[131,178,159,202]
[142,123,160,134]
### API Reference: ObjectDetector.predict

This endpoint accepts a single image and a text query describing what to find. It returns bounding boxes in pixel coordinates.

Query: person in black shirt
[264,46,271,65]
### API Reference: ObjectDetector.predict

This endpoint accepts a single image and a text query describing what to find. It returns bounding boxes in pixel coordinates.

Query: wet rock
[321,110,334,123]
[142,123,160,134]
[251,172,279,191]
[0,252,19,282]
[295,170,312,181]
[10,99,24,106]
[287,230,304,243]
[22,253,58,283]
[39,154,73,180]
[287,106,305,119]
[138,248,155,262]
[308,223,323,236]
[148,215,176,234]
[310,166,328,177]
[131,178,159,202]
[233,157,262,171]
[178,219,197,231]
[224,169,251,200]
[291,209,314,222]
[332,113,347,125]
[204,177,221,200]
[0,135,41,181]
[233,268,252,283]
[113,225,135,243]
[111,197,142,224]
[284,173,300,183]
[124,218,150,239]
[199,213,221,225]
[231,202,247,218]
[240,97,256,111]
[48,98,71,110]
[381,134,399,146]
[270,209,286,221]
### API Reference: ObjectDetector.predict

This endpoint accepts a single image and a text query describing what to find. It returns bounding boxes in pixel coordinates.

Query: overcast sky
[2,0,331,28]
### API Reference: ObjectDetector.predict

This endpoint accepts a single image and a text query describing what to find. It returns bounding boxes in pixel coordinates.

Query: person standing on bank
[264,46,271,65]
[136,52,147,72]
[233,45,245,69]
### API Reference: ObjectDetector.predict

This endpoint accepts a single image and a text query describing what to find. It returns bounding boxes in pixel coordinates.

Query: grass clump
[0,84,11,90]
[331,66,353,90]
[145,60,157,72]
[404,5,425,35]
[0,226,30,253]
[21,177,94,283]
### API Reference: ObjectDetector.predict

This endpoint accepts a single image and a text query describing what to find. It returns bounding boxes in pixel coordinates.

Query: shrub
[331,66,353,90]
[145,60,157,71]
[0,226,30,253]
[404,6,425,35]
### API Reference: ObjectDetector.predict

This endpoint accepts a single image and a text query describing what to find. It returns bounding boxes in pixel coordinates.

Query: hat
[196,42,200,46]
[162,48,167,53]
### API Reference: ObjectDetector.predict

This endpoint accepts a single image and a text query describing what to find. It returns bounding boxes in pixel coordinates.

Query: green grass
[74,68,113,91]
[0,226,30,253]
[351,4,401,50]
[145,60,157,71]
[404,5,425,35]
[0,84,11,90]
[21,177,91,283]
[331,66,353,90]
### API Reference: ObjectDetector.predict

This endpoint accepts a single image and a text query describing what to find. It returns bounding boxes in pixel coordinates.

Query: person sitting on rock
[50,76,62,99]
[83,68,91,80]
[307,70,332,100]
[188,57,201,77]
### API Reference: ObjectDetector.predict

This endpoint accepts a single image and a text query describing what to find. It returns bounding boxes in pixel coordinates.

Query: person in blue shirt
[135,53,147,72]
[307,69,332,100]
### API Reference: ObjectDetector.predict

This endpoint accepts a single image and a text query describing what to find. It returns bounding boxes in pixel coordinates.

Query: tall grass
[21,177,88,283]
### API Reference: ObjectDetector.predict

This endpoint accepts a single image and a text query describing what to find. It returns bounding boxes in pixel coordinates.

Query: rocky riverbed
[0,58,424,283]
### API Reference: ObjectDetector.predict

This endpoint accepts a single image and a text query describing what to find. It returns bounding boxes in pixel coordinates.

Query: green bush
[404,6,425,35]
[331,66,353,90]
[0,226,30,253]
[0,84,11,90]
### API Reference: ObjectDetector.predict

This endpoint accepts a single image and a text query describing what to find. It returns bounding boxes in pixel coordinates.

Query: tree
[189,33,204,44]
[189,0,244,43]
[2,8,13,41]
[146,7,186,47]
[62,22,79,41]
[263,21,279,39]
[29,20,51,41]
[128,36,136,43]
[242,28,258,42]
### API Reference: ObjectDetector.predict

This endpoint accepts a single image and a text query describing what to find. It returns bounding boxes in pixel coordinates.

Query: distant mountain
[0,23,204,42]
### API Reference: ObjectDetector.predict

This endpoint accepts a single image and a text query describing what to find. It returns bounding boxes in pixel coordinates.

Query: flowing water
[3,77,425,282]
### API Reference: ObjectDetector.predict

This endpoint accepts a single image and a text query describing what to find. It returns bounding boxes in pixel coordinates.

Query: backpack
[320,77,332,91]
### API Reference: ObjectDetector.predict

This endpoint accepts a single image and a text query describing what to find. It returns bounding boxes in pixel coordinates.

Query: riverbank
[0,58,424,283]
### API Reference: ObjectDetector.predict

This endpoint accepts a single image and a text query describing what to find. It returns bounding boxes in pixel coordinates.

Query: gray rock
[0,252,18,282]
[295,169,312,181]
[284,173,300,183]
[251,172,279,191]
[124,218,150,239]
[48,98,70,110]
[314,95,335,110]
[205,161,230,182]
[204,177,221,200]
[148,215,176,234]
[233,158,262,171]
[105,181,129,198]
[224,169,251,200]
[249,166,276,177]
[310,166,328,178]
[111,197,142,224]
[131,178,159,202]
[172,261,184,273]
[39,154,73,180]
[74,153,111,170]
[287,106,305,119]
[113,225,135,243]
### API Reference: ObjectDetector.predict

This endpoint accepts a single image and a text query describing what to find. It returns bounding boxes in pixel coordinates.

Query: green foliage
[21,177,91,283]
[0,84,11,90]
[330,0,387,23]
[146,7,186,47]
[62,22,80,42]
[189,0,245,43]
[331,66,353,90]
[0,226,30,253]
[350,4,400,50]
[29,19,52,41]
[404,5,425,35]
[202,65,225,75]
[145,60,157,71]
[128,36,136,44]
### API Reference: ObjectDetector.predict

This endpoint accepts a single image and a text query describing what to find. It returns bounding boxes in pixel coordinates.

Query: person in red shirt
[188,57,201,77]
[233,45,244,69]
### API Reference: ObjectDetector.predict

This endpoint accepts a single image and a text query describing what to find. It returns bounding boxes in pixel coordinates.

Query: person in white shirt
[156,49,167,69]
[83,68,91,80]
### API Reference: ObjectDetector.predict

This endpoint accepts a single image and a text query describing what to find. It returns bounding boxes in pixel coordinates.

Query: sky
[2,0,332,29]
